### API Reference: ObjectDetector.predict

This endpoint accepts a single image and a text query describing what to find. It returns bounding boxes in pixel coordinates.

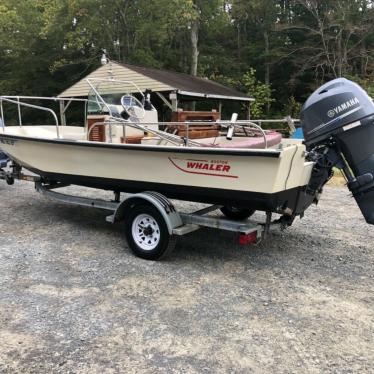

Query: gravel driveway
[0,181,373,373]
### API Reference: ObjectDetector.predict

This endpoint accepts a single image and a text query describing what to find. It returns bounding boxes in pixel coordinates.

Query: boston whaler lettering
[1,77,373,259]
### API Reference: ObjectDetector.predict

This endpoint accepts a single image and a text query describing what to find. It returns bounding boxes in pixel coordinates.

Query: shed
[58,61,254,119]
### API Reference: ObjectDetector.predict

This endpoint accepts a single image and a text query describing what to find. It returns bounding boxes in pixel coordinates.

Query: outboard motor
[301,78,374,224]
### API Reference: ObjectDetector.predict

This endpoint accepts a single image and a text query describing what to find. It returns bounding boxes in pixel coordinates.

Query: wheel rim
[131,214,161,251]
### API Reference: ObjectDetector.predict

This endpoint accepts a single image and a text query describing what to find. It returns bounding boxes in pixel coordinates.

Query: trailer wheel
[6,175,14,185]
[220,206,255,220]
[125,204,176,260]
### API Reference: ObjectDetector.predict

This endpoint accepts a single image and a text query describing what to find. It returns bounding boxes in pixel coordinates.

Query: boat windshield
[87,79,143,115]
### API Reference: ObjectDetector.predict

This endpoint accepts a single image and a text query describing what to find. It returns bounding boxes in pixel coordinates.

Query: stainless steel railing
[0,96,88,138]
[0,93,298,148]
[0,97,61,137]
[101,116,271,148]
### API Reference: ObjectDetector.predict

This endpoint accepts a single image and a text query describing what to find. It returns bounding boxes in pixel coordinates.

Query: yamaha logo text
[327,97,360,118]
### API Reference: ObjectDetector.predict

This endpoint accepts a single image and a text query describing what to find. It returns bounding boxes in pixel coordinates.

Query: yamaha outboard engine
[301,78,374,224]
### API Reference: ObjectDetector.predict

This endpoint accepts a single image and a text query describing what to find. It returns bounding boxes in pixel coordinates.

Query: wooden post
[170,92,178,112]
[59,101,66,126]
[247,102,251,120]
[172,98,178,112]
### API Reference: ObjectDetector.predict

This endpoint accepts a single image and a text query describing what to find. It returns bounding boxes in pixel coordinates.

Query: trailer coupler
[1,163,40,185]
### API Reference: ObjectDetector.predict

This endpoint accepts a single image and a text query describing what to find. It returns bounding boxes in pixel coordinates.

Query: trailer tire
[6,175,14,185]
[125,204,177,260]
[220,206,255,220]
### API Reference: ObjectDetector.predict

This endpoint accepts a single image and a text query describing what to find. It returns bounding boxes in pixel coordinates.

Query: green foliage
[240,69,274,118]
[213,68,274,118]
[0,0,373,117]
[284,96,302,118]
[344,75,374,98]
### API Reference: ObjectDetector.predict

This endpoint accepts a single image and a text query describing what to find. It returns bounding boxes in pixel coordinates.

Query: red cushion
[201,131,282,149]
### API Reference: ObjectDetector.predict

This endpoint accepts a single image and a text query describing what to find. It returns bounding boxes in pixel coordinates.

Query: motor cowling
[301,78,374,224]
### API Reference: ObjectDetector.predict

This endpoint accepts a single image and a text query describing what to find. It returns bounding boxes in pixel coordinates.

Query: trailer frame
[1,163,278,259]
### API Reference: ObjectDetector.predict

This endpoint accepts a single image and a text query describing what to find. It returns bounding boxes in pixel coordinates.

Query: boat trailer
[1,162,277,260]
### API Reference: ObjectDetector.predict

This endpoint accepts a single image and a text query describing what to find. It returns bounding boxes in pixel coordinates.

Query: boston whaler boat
[1,77,373,259]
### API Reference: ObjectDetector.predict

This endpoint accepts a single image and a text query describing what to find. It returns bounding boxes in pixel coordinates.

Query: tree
[0,0,372,119]
[277,0,374,83]
[231,0,278,86]
[216,68,274,118]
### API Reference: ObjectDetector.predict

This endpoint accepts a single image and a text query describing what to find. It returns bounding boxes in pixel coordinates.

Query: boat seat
[168,111,221,139]
[200,131,282,149]
[121,135,144,144]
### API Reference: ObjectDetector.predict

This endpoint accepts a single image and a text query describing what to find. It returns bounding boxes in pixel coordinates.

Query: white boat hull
[0,126,315,214]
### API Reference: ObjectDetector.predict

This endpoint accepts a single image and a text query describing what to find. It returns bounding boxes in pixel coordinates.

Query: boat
[0,78,316,217]
[0,77,373,259]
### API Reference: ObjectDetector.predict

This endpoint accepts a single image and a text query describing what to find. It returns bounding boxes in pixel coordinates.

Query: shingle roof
[120,62,253,101]
[59,61,253,101]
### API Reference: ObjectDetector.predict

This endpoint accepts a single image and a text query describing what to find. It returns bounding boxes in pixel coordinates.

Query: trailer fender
[110,192,183,235]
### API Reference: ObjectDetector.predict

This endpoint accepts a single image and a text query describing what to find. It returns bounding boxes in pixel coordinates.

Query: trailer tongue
[301,78,374,224]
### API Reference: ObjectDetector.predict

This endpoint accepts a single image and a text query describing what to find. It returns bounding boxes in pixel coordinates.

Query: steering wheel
[121,95,146,120]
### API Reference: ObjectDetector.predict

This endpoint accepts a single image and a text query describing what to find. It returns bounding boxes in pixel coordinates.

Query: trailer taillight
[239,231,257,245]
